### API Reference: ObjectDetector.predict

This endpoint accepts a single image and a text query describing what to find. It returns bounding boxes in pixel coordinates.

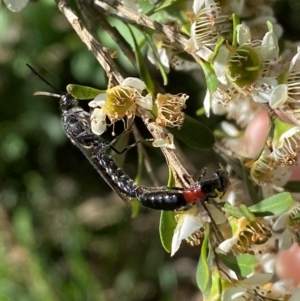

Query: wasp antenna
[26,64,60,93]
[34,91,61,98]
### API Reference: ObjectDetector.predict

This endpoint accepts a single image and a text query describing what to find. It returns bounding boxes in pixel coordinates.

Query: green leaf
[169,115,215,149]
[196,106,205,116]
[240,204,256,222]
[196,224,212,295]
[208,36,225,63]
[159,211,176,253]
[231,13,240,48]
[222,203,243,218]
[131,198,141,217]
[146,0,178,15]
[128,26,155,95]
[197,60,218,93]
[180,22,191,36]
[66,84,105,99]
[206,268,222,301]
[284,181,300,192]
[249,192,294,216]
[218,253,256,277]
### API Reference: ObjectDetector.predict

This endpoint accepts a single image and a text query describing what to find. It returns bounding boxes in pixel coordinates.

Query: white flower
[88,78,153,135]
[190,0,229,49]
[213,24,279,106]
[171,206,210,256]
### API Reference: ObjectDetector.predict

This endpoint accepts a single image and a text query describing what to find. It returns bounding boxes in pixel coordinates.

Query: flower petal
[136,94,153,110]
[289,50,300,72]
[236,24,251,45]
[218,236,238,253]
[222,286,247,301]
[158,48,170,72]
[269,84,287,109]
[261,31,279,60]
[214,47,230,85]
[91,108,107,135]
[89,93,107,108]
[171,211,204,256]
[241,273,273,285]
[193,0,205,14]
[121,77,146,91]
[272,212,289,231]
[252,78,278,104]
[203,90,211,117]
[211,99,227,115]
[278,228,293,250]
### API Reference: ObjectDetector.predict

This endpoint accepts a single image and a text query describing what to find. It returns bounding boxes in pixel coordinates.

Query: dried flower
[155,93,188,128]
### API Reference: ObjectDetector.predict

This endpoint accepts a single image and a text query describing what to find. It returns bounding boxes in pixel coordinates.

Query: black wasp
[28,64,230,210]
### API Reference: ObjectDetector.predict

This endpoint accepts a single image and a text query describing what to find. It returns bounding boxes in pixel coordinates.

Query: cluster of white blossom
[86,0,300,299]
[147,0,300,300]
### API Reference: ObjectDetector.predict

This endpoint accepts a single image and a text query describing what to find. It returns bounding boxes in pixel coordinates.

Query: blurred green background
[1,0,300,300]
